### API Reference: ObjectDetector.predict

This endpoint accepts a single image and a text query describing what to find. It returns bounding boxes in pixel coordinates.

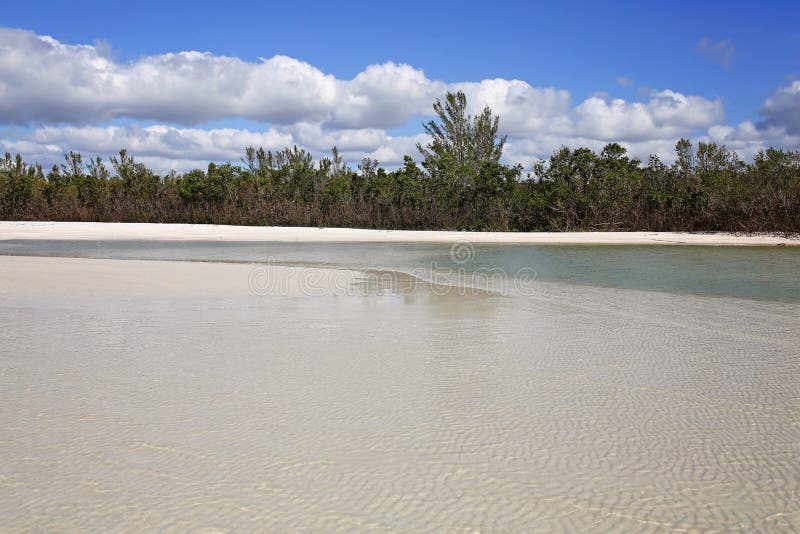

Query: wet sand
[1,221,798,245]
[1,254,799,531]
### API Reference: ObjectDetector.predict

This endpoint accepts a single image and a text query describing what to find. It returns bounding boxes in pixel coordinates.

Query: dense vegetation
[2,92,799,232]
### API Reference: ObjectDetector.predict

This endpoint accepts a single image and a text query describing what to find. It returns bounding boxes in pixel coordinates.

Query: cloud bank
[0,28,796,172]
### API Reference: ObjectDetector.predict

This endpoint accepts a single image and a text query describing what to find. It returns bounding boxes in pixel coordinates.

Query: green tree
[417,91,507,186]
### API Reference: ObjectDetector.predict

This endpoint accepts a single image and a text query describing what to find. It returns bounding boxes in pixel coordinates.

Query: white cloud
[705,120,800,161]
[570,90,724,141]
[0,27,339,125]
[0,125,290,172]
[0,27,724,136]
[331,62,445,129]
[0,28,420,128]
[0,123,427,173]
[759,80,800,135]
[27,124,292,161]
[0,27,797,173]
[453,79,573,138]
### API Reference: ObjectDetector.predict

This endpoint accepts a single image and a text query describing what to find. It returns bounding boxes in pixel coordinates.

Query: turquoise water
[1,239,798,301]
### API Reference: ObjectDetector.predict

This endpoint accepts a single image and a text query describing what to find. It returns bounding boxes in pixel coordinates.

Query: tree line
[1,91,798,232]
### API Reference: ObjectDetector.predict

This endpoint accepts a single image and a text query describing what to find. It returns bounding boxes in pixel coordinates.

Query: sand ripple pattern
[1,259,800,531]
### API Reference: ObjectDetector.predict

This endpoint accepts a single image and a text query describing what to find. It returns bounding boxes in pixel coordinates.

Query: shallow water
[2,239,799,301]
[1,242,799,531]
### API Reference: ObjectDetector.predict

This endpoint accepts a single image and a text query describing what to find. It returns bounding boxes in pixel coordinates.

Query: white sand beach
[1,220,797,245]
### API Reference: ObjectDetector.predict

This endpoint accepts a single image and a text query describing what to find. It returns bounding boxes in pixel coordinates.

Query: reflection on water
[1,243,799,530]
[1,239,799,301]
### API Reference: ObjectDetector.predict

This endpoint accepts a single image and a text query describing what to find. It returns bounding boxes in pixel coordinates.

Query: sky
[2,0,800,172]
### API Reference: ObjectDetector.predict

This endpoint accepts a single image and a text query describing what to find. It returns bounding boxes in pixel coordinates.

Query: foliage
[1,95,799,233]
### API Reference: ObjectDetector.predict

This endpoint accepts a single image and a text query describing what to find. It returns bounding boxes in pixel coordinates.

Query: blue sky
[2,0,800,171]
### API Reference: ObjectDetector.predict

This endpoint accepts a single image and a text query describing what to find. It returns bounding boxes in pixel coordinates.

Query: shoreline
[0,221,798,246]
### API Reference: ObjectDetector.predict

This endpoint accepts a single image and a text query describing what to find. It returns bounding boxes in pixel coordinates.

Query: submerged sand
[1,252,799,531]
[0,255,368,299]
[1,220,798,245]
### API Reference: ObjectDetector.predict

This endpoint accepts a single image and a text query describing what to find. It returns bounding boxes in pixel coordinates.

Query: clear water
[1,241,799,531]
[1,239,799,301]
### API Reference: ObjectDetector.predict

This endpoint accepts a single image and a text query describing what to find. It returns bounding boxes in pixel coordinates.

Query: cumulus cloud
[0,28,338,125]
[453,79,573,138]
[616,76,633,86]
[0,27,796,172]
[704,120,800,161]
[570,90,724,141]
[330,62,444,129]
[759,80,800,135]
[25,124,292,161]
[0,123,427,173]
[0,28,432,128]
[696,37,736,69]
[0,28,723,135]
